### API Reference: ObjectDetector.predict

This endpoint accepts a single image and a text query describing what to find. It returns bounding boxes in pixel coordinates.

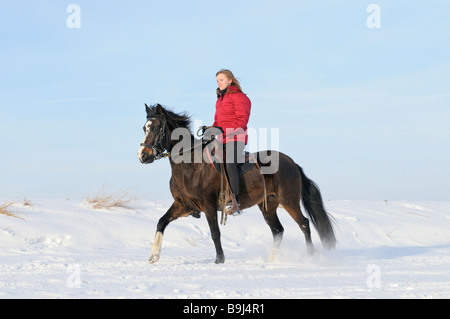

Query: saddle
[204,140,257,175]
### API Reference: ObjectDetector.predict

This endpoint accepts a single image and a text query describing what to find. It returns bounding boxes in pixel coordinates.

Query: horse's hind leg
[258,195,284,261]
[281,199,315,254]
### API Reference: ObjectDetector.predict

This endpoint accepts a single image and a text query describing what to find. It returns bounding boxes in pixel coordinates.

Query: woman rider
[204,69,252,215]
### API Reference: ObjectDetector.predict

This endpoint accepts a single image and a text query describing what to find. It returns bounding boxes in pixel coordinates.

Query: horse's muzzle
[139,154,155,164]
[138,146,155,164]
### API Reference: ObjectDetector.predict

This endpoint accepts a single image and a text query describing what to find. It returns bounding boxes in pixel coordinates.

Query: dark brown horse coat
[138,104,336,264]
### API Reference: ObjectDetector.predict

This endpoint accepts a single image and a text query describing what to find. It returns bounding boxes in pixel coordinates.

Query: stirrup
[224,196,242,216]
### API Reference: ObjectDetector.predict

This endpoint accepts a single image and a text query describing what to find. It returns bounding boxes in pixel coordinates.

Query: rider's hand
[203,126,223,141]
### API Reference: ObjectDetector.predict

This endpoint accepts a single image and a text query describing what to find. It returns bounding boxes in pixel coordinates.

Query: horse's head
[138,104,170,164]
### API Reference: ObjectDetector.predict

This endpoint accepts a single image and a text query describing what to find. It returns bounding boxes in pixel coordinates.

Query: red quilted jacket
[213,85,251,144]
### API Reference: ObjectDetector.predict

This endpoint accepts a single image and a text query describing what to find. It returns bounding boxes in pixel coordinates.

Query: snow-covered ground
[1,198,449,299]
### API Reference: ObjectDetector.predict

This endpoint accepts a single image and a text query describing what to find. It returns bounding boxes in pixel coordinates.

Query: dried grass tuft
[85,188,135,210]
[0,202,24,219]
[23,197,32,207]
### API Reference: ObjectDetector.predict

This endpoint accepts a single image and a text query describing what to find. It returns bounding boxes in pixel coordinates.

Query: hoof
[268,248,281,262]
[148,254,160,264]
[307,244,316,255]
[190,210,201,219]
[215,255,225,264]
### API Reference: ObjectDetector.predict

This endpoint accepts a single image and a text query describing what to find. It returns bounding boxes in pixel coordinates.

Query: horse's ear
[145,103,150,114]
[156,103,163,115]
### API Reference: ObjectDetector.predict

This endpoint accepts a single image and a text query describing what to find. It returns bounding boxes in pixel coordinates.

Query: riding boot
[225,193,242,216]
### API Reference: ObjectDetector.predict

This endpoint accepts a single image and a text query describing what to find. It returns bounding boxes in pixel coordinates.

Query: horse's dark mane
[148,104,192,132]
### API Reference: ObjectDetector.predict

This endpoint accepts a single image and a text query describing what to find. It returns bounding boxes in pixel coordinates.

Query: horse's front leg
[204,208,225,264]
[149,201,187,264]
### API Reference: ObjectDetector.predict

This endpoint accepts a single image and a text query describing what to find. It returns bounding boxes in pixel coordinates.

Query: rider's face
[216,73,232,91]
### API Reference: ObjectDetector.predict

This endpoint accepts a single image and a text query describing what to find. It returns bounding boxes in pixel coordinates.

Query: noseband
[140,115,171,160]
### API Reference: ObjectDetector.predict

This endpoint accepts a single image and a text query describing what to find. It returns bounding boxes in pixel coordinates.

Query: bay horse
[138,104,336,264]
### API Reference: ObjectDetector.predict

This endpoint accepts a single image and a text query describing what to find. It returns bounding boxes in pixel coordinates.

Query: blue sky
[1,1,449,201]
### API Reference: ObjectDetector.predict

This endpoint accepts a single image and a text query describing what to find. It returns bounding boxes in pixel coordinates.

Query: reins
[140,119,215,161]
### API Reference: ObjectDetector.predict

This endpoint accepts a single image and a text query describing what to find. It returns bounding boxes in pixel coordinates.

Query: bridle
[140,116,216,161]
[140,115,171,160]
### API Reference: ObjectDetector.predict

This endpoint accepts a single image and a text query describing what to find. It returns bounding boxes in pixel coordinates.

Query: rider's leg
[224,141,245,214]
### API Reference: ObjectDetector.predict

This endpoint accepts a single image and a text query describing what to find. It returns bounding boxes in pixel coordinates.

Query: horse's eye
[153,126,160,132]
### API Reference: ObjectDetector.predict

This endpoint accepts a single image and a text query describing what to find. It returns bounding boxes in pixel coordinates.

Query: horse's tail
[297,165,336,249]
